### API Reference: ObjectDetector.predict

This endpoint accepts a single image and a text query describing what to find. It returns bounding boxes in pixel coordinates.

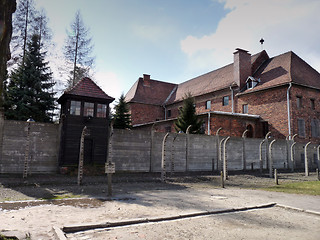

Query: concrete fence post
[223,136,230,181]
[0,111,4,173]
[304,141,311,176]
[317,145,320,172]
[161,133,170,182]
[220,171,224,188]
[215,127,222,171]
[265,132,271,172]
[78,126,87,186]
[242,129,249,170]
[150,123,156,173]
[269,139,276,178]
[274,169,279,185]
[259,139,266,173]
[290,142,296,172]
[23,122,31,179]
[219,137,227,173]
[286,136,290,170]
[186,125,192,172]
[170,133,178,175]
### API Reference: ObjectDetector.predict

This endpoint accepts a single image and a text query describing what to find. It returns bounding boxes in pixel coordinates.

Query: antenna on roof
[259,38,265,50]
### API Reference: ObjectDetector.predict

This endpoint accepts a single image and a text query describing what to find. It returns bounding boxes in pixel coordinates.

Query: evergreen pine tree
[4,34,56,122]
[174,93,204,134]
[113,94,131,129]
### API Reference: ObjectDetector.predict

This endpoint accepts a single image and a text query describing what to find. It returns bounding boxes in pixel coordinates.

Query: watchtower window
[97,104,107,118]
[84,102,94,117]
[70,101,81,115]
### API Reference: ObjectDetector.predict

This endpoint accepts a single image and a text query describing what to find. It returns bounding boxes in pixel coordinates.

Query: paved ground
[0,171,319,239]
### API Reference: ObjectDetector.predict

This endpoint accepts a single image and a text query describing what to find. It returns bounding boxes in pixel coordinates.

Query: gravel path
[0,171,319,239]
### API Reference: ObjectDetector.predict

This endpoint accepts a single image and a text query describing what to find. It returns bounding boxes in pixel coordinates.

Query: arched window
[246,124,253,138]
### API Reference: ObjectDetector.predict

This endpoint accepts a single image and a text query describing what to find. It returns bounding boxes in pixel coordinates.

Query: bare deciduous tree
[64,10,95,87]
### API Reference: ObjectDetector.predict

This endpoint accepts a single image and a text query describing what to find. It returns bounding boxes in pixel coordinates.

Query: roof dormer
[246,76,260,90]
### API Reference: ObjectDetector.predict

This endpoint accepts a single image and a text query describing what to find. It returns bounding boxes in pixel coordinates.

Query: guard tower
[58,77,114,166]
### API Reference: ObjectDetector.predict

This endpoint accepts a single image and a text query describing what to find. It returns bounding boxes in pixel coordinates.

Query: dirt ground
[0,171,319,239]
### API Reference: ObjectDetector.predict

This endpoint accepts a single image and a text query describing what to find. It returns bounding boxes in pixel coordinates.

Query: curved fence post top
[259,138,266,146]
[220,137,228,145]
[292,134,298,141]
[269,139,276,147]
[305,141,312,148]
[242,129,249,138]
[186,125,192,134]
[216,127,223,136]
[163,132,170,141]
[265,132,271,140]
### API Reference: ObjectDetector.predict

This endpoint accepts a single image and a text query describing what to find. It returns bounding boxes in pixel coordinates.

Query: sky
[32,0,320,104]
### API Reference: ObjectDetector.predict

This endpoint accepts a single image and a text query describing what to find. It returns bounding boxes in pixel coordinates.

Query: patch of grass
[0,234,18,240]
[263,181,320,195]
[41,194,82,200]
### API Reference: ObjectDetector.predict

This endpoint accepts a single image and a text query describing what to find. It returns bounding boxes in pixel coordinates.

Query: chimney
[233,48,251,89]
[143,74,151,87]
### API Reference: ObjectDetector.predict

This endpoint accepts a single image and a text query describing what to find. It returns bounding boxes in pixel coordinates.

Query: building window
[84,102,94,117]
[167,109,172,118]
[97,104,107,118]
[310,99,315,110]
[311,119,319,137]
[205,100,211,109]
[298,118,305,137]
[70,100,81,115]
[242,104,248,114]
[296,96,302,109]
[223,96,229,106]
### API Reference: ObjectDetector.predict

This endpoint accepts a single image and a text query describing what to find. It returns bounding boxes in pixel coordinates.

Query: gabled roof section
[242,51,320,94]
[166,50,269,104]
[125,77,177,105]
[290,52,320,89]
[58,77,114,103]
[167,64,235,104]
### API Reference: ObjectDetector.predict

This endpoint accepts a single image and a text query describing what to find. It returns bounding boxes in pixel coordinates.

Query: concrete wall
[109,129,320,173]
[0,120,318,174]
[0,120,59,174]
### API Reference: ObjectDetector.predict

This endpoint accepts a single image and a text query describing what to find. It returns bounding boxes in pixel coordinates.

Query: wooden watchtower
[57,77,114,167]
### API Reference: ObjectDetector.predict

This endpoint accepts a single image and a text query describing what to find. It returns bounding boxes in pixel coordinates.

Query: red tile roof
[125,50,320,106]
[166,51,268,104]
[242,51,320,94]
[58,77,114,103]
[125,77,177,105]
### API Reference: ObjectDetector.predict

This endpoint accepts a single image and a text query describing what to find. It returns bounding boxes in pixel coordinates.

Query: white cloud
[181,0,320,72]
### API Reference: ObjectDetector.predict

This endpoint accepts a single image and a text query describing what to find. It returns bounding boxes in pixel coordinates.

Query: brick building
[125,48,320,142]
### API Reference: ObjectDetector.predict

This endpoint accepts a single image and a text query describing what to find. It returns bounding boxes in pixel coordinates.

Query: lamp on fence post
[23,117,35,179]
